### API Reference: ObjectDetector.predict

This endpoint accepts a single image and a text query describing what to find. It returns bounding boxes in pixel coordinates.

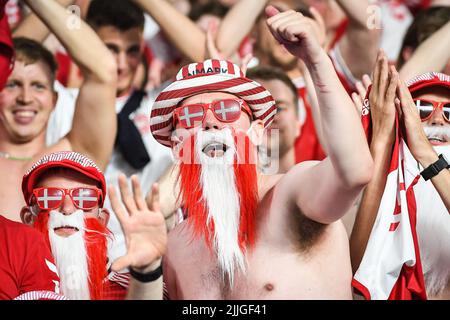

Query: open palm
[110,174,167,272]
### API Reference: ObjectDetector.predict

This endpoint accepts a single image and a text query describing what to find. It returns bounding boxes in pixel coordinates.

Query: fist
[265,6,324,66]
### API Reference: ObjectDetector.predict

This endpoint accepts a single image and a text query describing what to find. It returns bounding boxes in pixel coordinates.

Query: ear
[248,120,265,146]
[20,206,36,225]
[98,208,110,227]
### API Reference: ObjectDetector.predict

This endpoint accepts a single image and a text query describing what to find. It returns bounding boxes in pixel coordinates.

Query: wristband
[129,264,163,283]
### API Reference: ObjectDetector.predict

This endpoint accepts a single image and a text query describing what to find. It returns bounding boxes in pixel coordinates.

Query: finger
[362,74,372,90]
[149,183,161,213]
[131,175,147,211]
[352,92,363,115]
[108,186,128,226]
[265,5,281,19]
[379,52,389,97]
[118,173,138,214]
[372,50,384,94]
[397,78,417,115]
[355,81,367,100]
[386,66,398,107]
[240,53,253,76]
[395,98,403,119]
[111,255,133,272]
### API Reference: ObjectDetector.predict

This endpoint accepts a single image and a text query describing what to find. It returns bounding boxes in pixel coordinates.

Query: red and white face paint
[177,127,258,287]
[33,210,110,300]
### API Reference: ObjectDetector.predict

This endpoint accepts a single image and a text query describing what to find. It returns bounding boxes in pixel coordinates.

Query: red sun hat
[22,151,106,206]
[406,72,450,94]
[150,59,277,147]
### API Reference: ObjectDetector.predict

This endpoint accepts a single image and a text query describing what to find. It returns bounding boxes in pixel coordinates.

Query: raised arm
[399,21,450,81]
[132,0,205,62]
[13,0,74,43]
[334,0,381,80]
[349,52,398,272]
[215,0,268,58]
[24,0,117,171]
[266,7,373,224]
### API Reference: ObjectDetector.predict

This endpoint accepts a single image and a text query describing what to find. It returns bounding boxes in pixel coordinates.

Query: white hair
[48,210,91,300]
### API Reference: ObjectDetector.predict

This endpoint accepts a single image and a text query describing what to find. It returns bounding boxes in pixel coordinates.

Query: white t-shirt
[46,83,174,264]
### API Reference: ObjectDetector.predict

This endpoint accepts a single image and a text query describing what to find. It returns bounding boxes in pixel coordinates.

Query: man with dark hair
[247,66,301,174]
[397,6,450,71]
[0,0,117,224]
[86,0,145,97]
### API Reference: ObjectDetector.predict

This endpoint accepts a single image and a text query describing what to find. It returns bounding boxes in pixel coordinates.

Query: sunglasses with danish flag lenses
[32,187,103,211]
[173,99,252,129]
[414,99,450,122]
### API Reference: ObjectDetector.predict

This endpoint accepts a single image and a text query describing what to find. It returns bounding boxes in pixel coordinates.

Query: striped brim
[150,59,277,147]
[406,72,450,94]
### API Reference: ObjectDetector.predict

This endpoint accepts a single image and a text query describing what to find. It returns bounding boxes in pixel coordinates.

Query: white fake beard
[48,210,91,300]
[415,143,450,297]
[195,128,246,286]
[423,126,450,145]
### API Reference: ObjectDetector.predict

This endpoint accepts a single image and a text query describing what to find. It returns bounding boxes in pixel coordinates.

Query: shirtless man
[148,7,373,299]
[0,0,116,221]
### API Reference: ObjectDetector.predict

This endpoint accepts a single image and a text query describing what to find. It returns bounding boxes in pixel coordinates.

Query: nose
[203,109,221,131]
[17,86,33,105]
[429,107,446,126]
[116,51,127,73]
[60,194,77,215]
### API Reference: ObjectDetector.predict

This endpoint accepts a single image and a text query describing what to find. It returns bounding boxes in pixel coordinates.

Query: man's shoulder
[0,216,45,243]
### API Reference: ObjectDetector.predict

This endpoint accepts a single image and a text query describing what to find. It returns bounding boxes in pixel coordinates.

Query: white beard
[415,144,450,297]
[48,210,91,300]
[195,128,246,287]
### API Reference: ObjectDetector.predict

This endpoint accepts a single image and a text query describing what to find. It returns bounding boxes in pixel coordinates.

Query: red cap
[406,72,450,94]
[22,151,106,206]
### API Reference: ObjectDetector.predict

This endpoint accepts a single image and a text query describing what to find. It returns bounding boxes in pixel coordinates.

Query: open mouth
[12,109,38,125]
[202,142,228,158]
[428,136,448,145]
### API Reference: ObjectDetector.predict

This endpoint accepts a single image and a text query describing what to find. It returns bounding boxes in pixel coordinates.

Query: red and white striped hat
[150,59,277,147]
[22,151,106,206]
[406,72,450,93]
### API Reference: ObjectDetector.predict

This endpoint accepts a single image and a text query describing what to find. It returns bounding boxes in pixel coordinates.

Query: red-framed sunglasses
[173,99,252,129]
[31,187,103,211]
[414,99,450,122]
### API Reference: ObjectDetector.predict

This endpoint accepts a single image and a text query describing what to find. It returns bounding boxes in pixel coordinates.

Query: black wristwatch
[129,264,163,283]
[420,154,450,181]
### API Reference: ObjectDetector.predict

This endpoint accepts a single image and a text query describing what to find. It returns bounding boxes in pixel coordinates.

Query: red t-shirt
[0,216,60,300]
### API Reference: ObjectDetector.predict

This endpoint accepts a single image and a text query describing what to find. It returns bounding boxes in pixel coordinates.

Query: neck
[116,85,135,99]
[287,68,303,80]
[0,130,46,160]
[278,147,296,174]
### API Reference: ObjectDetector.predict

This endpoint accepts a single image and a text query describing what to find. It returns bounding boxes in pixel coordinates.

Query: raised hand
[396,78,436,164]
[369,50,398,144]
[265,5,324,66]
[110,174,167,272]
